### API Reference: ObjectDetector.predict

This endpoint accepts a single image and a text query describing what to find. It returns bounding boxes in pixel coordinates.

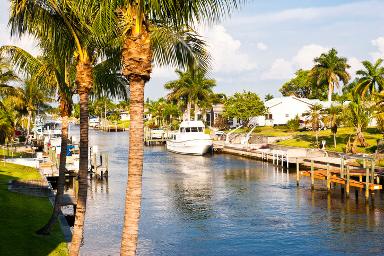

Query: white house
[253,96,332,126]
[119,111,130,121]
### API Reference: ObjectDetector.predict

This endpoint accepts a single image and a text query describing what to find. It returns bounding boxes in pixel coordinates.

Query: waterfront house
[253,96,332,126]
[120,111,130,121]
[206,103,240,128]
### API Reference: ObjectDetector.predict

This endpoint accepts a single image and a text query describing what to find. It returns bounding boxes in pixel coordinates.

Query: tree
[355,59,384,99]
[9,1,126,252]
[310,48,350,103]
[343,94,370,153]
[279,69,327,100]
[116,1,241,254]
[326,105,343,148]
[223,91,265,126]
[264,93,274,101]
[303,104,323,145]
[165,68,216,121]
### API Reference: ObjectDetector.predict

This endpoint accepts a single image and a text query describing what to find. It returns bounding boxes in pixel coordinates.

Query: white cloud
[256,42,268,51]
[203,25,257,73]
[261,58,293,80]
[371,37,384,60]
[262,44,328,80]
[0,23,40,56]
[348,57,364,79]
[292,44,328,70]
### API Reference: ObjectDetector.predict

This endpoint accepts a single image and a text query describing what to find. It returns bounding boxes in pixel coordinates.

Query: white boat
[166,121,212,155]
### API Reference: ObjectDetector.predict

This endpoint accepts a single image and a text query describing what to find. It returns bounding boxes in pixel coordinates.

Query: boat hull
[166,139,212,155]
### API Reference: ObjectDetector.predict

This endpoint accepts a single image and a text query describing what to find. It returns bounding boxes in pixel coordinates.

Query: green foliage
[355,58,384,99]
[223,91,265,125]
[310,48,351,102]
[264,93,274,101]
[287,115,300,131]
[279,69,327,100]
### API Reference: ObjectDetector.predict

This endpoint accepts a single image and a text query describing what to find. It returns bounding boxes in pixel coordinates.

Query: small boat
[166,121,212,155]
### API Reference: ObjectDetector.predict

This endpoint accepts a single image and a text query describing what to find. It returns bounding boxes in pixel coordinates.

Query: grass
[277,127,383,153]
[0,162,68,256]
[0,148,31,158]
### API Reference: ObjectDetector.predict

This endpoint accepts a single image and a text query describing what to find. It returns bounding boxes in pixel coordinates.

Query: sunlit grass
[0,162,68,256]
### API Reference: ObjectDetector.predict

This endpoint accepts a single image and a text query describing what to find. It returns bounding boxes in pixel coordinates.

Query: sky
[1,0,384,100]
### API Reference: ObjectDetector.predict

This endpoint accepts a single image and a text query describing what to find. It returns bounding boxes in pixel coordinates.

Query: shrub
[287,115,300,131]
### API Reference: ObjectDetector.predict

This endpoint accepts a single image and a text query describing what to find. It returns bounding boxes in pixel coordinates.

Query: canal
[76,129,384,255]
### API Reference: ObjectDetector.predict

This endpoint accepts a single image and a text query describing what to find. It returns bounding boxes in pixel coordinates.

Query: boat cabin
[179,121,205,133]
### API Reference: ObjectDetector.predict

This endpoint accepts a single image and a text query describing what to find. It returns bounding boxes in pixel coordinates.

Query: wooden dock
[144,128,172,145]
[215,141,383,200]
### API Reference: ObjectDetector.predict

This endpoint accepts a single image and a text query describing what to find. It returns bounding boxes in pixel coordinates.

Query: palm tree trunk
[26,110,32,143]
[121,24,152,256]
[186,101,191,121]
[333,132,337,148]
[194,103,199,121]
[328,82,333,103]
[70,60,93,256]
[121,77,145,255]
[36,114,69,234]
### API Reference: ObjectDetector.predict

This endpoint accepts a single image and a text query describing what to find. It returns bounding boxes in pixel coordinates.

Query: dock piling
[326,163,331,192]
[311,159,314,190]
[346,165,350,198]
[296,158,300,186]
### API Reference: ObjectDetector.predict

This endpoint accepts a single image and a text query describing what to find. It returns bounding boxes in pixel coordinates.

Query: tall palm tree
[355,59,384,98]
[311,48,350,103]
[9,1,122,254]
[116,1,241,254]
[165,68,216,121]
[1,45,76,235]
[327,105,342,148]
[303,104,323,145]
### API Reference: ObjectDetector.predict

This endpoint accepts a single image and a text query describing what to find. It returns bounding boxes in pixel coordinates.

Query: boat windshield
[181,127,203,132]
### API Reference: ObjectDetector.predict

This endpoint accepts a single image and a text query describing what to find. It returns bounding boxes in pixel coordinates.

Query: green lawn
[277,127,383,153]
[0,162,68,256]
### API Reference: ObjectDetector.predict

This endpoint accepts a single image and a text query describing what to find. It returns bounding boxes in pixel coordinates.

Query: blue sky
[1,0,384,99]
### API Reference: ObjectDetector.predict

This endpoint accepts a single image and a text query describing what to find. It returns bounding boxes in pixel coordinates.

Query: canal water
[76,129,384,255]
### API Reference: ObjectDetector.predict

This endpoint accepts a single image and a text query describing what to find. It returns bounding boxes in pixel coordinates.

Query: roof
[180,121,205,128]
[265,96,333,109]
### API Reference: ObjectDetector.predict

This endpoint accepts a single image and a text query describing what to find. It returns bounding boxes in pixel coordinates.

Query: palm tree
[344,94,370,153]
[116,1,241,254]
[327,105,342,148]
[1,45,75,234]
[165,68,216,121]
[303,104,323,145]
[9,1,123,253]
[355,59,384,98]
[311,48,350,103]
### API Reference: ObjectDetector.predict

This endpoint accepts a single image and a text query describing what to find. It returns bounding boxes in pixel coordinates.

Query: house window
[265,114,273,120]
[285,114,289,118]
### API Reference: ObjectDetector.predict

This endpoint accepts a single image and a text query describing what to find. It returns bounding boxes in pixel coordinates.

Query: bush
[287,115,300,131]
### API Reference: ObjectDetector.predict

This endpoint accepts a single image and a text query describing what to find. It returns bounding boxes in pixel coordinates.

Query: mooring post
[346,165,350,198]
[340,157,344,178]
[365,165,370,200]
[296,158,300,186]
[286,154,289,169]
[326,163,331,192]
[371,160,375,184]
[311,159,314,190]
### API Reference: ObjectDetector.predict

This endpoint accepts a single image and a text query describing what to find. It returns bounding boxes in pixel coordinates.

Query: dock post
[326,163,331,192]
[365,165,370,200]
[370,160,375,184]
[296,158,300,186]
[286,154,289,168]
[311,159,314,190]
[281,152,284,167]
[346,165,350,198]
[340,157,344,178]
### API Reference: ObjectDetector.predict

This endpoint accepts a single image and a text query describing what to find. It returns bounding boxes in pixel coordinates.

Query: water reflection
[69,128,384,255]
